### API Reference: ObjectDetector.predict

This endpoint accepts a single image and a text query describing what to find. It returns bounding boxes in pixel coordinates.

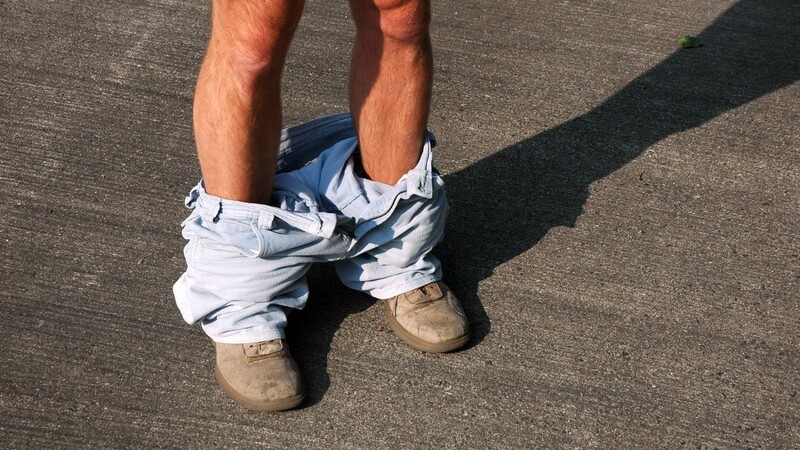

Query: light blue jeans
[173,113,449,343]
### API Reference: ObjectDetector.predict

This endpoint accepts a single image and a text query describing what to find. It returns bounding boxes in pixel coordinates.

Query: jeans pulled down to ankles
[172,113,449,344]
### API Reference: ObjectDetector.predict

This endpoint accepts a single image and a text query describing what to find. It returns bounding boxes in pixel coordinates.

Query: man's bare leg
[349,0,433,185]
[191,0,308,412]
[194,0,305,204]
[348,1,470,352]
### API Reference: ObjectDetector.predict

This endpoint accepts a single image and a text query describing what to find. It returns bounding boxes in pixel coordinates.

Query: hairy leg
[194,0,305,204]
[349,0,433,185]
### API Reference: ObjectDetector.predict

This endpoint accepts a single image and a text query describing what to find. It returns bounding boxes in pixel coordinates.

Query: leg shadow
[438,0,799,341]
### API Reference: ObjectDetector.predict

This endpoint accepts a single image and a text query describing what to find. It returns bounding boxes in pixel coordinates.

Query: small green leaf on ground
[678,35,702,49]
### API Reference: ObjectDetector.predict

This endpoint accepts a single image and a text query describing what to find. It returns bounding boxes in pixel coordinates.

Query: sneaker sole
[215,365,305,412]
[385,307,470,353]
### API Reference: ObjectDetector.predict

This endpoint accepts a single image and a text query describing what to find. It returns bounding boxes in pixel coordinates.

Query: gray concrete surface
[1,0,798,447]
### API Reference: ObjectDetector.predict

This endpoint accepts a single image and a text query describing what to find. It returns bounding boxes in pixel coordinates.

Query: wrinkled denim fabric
[173,113,448,343]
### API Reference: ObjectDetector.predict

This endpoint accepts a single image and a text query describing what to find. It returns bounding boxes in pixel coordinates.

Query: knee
[210,0,305,72]
[352,0,430,43]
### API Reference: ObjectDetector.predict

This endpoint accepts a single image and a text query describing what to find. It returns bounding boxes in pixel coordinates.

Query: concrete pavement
[1,0,798,447]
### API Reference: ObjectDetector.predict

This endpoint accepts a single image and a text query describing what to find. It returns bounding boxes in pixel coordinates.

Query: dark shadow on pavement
[287,264,375,407]
[439,0,799,343]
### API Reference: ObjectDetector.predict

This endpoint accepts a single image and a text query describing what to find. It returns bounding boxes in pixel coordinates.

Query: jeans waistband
[185,184,340,239]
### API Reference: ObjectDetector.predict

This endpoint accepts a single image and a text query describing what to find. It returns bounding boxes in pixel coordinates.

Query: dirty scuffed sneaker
[384,282,470,353]
[214,339,305,412]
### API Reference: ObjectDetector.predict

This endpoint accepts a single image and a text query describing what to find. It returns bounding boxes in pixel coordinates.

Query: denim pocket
[185,215,264,258]
[252,211,351,259]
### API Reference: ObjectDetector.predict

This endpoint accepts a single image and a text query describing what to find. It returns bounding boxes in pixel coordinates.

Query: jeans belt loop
[257,211,276,230]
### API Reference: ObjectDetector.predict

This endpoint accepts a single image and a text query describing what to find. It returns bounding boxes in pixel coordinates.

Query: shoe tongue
[244,340,283,357]
[406,283,443,304]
